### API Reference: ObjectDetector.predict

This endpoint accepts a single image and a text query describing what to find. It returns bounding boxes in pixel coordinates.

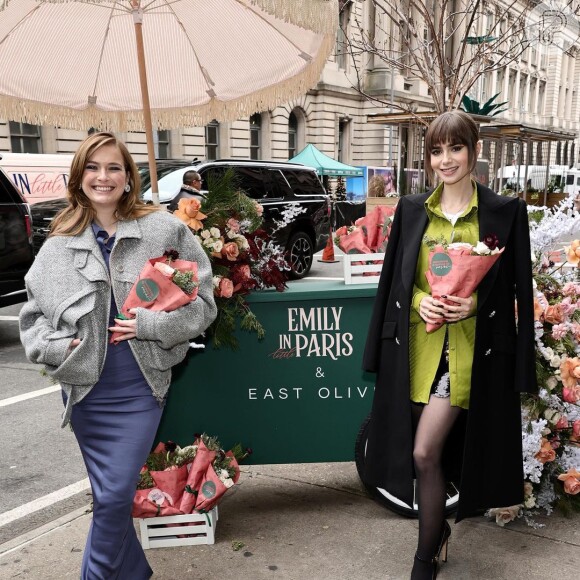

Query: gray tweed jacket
[19,210,217,426]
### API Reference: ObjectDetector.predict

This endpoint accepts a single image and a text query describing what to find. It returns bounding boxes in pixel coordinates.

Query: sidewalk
[1,462,579,579]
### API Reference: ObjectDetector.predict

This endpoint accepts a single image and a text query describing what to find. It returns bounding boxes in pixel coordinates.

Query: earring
[124,184,131,193]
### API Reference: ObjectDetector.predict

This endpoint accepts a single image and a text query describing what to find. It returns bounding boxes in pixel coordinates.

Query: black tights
[410,398,461,578]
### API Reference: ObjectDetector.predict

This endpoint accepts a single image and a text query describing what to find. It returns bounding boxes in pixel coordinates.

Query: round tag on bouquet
[431,252,452,276]
[201,481,216,499]
[136,279,160,302]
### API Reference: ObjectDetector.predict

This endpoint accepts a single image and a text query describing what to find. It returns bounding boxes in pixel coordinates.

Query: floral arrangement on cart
[487,198,580,527]
[173,170,290,349]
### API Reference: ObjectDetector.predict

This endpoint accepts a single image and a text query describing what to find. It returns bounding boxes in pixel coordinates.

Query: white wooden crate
[137,507,218,549]
[343,252,384,285]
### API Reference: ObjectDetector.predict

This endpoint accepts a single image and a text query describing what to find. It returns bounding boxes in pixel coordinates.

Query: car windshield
[140,164,199,203]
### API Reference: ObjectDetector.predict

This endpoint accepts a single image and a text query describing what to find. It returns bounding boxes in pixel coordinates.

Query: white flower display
[521,414,548,484]
[473,240,491,255]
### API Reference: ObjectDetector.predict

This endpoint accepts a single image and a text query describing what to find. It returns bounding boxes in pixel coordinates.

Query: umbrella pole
[132,2,159,205]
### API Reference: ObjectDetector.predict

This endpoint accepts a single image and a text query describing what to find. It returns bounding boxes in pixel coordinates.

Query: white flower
[524,495,537,509]
[543,409,561,424]
[200,229,211,239]
[213,240,224,253]
[546,376,559,391]
[550,355,562,368]
[473,241,491,255]
[544,347,554,360]
[210,227,221,238]
[213,275,222,288]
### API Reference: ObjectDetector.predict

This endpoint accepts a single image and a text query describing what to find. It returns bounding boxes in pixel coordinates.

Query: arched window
[205,120,220,160]
[249,113,261,160]
[288,112,298,159]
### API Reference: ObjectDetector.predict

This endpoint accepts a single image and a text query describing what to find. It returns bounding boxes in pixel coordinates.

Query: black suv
[32,159,330,279]
[0,166,34,307]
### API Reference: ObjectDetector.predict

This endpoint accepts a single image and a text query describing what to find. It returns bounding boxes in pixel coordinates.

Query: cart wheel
[354,413,459,518]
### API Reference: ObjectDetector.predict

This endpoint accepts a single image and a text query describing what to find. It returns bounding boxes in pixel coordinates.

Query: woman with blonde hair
[20,132,217,578]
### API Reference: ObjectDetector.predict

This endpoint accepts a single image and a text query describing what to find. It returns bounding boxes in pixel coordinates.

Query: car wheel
[354,413,459,518]
[286,232,313,279]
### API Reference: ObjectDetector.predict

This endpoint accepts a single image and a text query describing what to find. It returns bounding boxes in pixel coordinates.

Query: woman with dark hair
[362,110,537,579]
[20,132,217,579]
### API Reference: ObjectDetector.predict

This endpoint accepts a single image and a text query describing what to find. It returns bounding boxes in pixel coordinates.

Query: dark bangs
[424,110,479,181]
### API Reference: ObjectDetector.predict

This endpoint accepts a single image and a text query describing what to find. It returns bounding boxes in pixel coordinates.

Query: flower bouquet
[173,170,289,349]
[132,434,250,519]
[110,249,198,343]
[422,235,504,332]
[334,205,396,255]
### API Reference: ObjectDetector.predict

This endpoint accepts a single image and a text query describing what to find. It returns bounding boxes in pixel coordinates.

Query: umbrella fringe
[2,0,338,33]
[250,0,338,35]
[0,34,335,133]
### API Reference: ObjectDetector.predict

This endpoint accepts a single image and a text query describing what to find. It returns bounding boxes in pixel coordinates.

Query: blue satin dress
[69,225,163,579]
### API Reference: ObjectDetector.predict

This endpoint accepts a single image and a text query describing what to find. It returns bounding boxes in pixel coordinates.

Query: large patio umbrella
[289,144,364,177]
[0,0,337,202]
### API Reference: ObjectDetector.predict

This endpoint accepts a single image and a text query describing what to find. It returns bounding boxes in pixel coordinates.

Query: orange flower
[216,277,234,298]
[560,357,580,389]
[544,304,565,324]
[565,240,580,265]
[222,241,240,262]
[174,198,207,231]
[535,438,556,463]
[557,469,580,495]
[533,298,545,322]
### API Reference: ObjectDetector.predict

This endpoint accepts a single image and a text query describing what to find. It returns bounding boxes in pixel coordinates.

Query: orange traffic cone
[318,230,339,263]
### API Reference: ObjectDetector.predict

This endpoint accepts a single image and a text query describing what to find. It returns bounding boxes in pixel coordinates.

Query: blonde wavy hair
[50,132,159,237]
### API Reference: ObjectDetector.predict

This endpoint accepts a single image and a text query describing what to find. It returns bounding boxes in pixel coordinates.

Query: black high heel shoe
[437,520,451,563]
[411,521,451,579]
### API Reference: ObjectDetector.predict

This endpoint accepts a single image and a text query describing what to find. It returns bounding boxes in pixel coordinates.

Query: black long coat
[363,183,538,522]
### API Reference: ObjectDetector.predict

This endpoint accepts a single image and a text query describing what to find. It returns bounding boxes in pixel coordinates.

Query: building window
[155,130,170,159]
[249,114,261,160]
[288,112,297,159]
[205,120,219,160]
[336,0,352,70]
[9,122,42,153]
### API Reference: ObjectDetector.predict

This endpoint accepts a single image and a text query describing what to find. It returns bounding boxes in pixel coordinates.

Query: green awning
[289,144,363,177]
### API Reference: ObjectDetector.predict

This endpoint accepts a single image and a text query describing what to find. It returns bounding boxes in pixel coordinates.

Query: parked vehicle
[0,166,34,307]
[31,159,330,279]
[495,164,580,196]
[0,153,74,204]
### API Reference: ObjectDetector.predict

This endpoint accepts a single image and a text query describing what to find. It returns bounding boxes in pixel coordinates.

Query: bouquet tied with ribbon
[423,234,504,333]
[110,248,198,343]
[132,434,250,519]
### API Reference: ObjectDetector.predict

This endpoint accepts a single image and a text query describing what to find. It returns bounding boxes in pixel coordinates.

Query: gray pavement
[1,250,579,579]
[0,462,579,580]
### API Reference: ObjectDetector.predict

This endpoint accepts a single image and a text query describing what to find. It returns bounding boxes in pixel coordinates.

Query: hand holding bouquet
[423,235,504,332]
[110,248,199,344]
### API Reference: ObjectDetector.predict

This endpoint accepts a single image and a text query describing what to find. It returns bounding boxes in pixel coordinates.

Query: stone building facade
[1,1,579,181]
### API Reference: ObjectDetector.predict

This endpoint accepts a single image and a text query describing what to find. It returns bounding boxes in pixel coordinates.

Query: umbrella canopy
[0,0,337,200]
[289,144,363,177]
